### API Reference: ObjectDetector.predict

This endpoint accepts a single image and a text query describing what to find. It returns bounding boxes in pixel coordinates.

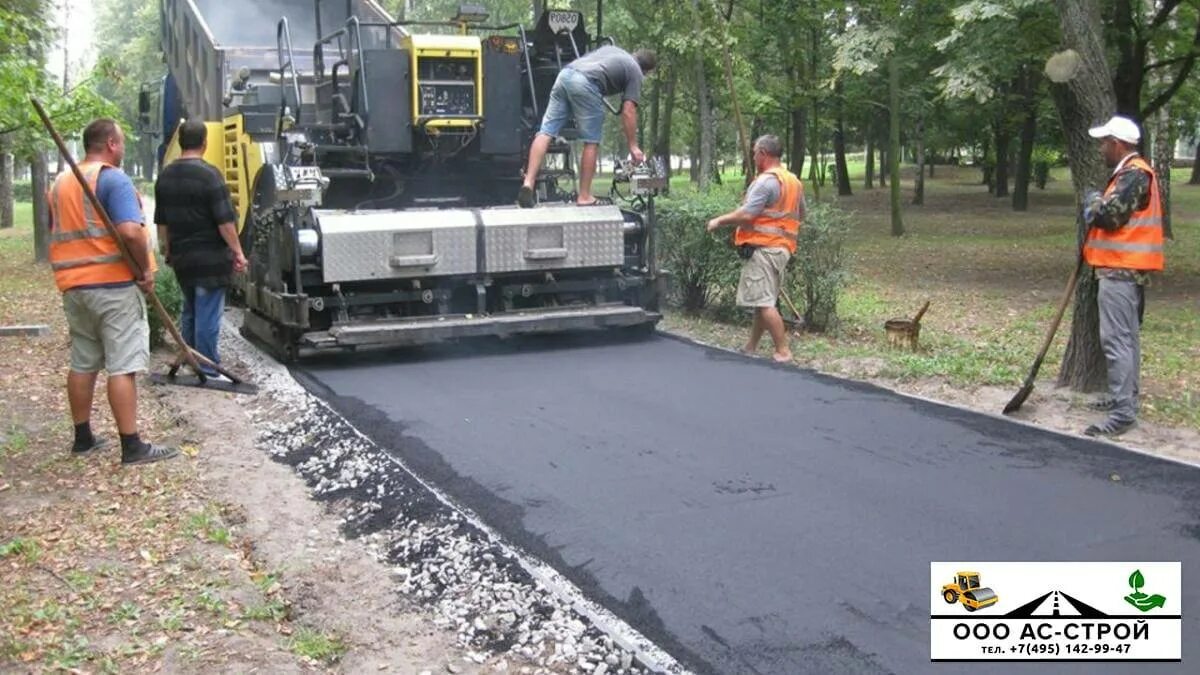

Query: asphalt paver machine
[147,0,664,360]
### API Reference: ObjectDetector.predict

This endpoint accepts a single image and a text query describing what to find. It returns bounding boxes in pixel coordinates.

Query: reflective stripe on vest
[735,166,803,253]
[1083,156,1164,272]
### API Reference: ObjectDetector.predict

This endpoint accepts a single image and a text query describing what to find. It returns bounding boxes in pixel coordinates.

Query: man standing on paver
[1081,115,1165,437]
[47,118,177,465]
[706,134,804,363]
[518,45,655,208]
[154,119,248,379]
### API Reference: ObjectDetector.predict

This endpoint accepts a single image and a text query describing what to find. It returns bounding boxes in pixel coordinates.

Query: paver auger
[144,0,664,360]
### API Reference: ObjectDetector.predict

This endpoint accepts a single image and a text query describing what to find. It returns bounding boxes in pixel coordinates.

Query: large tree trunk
[1012,67,1039,212]
[888,54,904,236]
[1189,140,1200,184]
[834,82,852,196]
[1152,104,1174,239]
[691,0,715,189]
[0,135,13,230]
[1052,0,1115,393]
[653,66,677,193]
[790,105,807,179]
[912,113,925,205]
[31,152,50,262]
[864,118,875,189]
[993,120,1011,198]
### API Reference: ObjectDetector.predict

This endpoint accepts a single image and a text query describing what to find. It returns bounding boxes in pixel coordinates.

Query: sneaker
[1086,398,1116,412]
[70,437,110,456]
[1084,418,1137,438]
[121,443,180,466]
[517,185,536,208]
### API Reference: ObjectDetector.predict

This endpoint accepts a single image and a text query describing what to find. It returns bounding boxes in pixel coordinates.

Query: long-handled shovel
[32,97,248,389]
[1002,254,1085,415]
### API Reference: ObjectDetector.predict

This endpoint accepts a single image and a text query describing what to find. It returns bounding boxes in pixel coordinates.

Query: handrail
[314,16,370,132]
[276,17,304,131]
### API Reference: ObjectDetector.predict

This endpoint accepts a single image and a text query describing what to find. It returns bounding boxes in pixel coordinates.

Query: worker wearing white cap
[1079,115,1164,437]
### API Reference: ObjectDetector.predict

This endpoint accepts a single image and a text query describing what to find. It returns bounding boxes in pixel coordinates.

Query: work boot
[517,185,536,208]
[1084,418,1137,438]
[1086,398,1116,412]
[120,433,179,466]
[70,437,110,456]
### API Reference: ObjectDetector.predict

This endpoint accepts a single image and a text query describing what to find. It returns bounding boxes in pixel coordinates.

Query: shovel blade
[1003,382,1035,415]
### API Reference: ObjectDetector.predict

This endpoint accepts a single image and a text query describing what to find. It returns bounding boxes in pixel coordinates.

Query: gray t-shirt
[743,171,806,218]
[567,46,644,103]
[743,173,781,216]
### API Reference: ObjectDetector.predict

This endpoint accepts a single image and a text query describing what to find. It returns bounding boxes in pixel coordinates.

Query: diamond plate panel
[481,205,625,274]
[316,209,477,282]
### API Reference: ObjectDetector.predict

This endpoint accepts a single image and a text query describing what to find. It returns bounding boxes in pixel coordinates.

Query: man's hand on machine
[629,145,645,165]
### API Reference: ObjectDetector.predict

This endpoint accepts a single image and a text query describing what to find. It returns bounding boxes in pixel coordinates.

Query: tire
[943,590,958,604]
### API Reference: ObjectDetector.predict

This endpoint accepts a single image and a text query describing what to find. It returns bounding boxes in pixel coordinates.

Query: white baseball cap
[1088,115,1141,144]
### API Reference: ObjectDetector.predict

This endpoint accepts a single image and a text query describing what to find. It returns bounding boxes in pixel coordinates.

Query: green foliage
[149,257,182,349]
[791,203,852,332]
[289,627,347,663]
[654,187,742,313]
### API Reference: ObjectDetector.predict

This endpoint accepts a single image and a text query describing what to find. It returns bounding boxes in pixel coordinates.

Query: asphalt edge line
[658,330,1200,472]
[223,317,692,675]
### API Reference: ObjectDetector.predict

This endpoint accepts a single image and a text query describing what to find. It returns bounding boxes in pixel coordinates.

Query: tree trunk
[888,54,903,236]
[1152,104,1174,239]
[691,0,715,189]
[790,105,807,178]
[864,118,875,189]
[912,113,925,205]
[834,84,852,196]
[31,152,50,262]
[654,66,677,193]
[1052,0,1116,393]
[1189,140,1200,184]
[993,120,1011,198]
[1012,68,1038,211]
[712,0,753,188]
[0,135,13,230]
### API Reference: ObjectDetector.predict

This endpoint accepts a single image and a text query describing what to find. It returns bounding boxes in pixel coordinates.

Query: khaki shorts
[736,247,791,308]
[62,285,149,375]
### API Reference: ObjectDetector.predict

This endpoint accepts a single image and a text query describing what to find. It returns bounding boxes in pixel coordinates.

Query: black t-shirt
[154,158,239,286]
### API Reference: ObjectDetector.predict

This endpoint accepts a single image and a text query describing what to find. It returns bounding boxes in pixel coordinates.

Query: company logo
[930,562,1180,662]
[1124,569,1167,612]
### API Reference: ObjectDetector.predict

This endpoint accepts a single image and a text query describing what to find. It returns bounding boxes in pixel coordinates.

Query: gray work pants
[1097,276,1145,423]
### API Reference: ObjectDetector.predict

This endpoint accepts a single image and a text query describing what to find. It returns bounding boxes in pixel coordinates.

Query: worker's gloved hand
[1081,189,1103,225]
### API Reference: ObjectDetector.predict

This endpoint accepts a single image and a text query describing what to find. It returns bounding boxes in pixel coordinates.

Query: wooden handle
[31,97,207,380]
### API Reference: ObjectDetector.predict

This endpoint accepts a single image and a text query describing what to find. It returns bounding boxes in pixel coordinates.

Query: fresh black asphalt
[295,333,1200,674]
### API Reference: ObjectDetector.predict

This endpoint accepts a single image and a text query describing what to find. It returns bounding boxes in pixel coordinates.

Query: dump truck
[143,0,663,360]
[942,571,999,611]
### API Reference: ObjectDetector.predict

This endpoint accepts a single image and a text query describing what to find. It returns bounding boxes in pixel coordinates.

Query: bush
[13,180,33,203]
[148,256,183,349]
[654,187,743,313]
[788,202,852,332]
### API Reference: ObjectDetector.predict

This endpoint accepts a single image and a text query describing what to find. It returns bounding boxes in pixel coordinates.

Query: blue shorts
[538,68,606,144]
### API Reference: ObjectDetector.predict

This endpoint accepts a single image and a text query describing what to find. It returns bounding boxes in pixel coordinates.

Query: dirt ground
[0,234,482,673]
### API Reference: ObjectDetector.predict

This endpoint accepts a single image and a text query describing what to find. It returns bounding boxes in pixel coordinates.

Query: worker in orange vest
[706,134,804,363]
[47,118,177,465]
[1080,115,1165,437]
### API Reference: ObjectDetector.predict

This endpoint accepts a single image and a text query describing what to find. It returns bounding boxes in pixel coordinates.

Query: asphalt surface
[295,333,1200,674]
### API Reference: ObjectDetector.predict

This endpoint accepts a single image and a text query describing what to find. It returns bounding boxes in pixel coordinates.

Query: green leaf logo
[1129,569,1144,591]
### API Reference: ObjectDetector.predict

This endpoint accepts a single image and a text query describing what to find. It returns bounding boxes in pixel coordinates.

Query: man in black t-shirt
[154,119,247,377]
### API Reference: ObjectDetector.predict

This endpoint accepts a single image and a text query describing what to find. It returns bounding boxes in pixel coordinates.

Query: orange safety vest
[1083,156,1164,272]
[734,166,803,254]
[47,161,149,292]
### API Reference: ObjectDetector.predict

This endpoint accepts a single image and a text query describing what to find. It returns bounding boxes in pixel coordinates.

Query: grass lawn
[654,165,1199,430]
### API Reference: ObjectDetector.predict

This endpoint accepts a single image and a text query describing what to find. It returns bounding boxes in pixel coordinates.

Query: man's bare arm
[621,100,644,163]
[116,221,153,291]
[217,222,249,272]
